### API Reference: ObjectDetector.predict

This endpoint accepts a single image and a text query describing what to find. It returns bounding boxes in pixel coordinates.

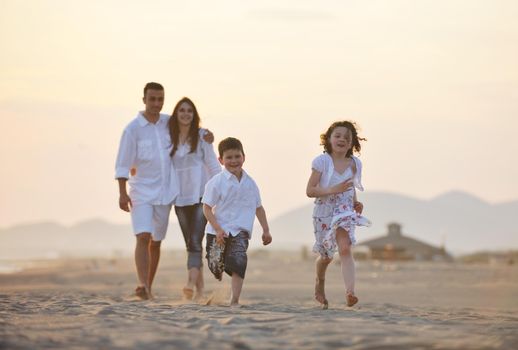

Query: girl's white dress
[312,153,371,258]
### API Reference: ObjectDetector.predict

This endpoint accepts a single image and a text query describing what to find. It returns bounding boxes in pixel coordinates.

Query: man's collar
[137,112,165,127]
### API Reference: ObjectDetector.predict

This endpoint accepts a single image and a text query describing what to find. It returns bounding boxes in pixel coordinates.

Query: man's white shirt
[115,112,178,206]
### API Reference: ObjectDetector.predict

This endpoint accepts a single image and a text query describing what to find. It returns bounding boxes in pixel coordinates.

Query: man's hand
[354,201,363,214]
[119,193,132,212]
[262,231,272,246]
[203,129,214,144]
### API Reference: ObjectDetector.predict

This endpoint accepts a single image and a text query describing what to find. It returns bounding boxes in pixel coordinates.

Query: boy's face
[219,149,245,177]
[142,89,164,116]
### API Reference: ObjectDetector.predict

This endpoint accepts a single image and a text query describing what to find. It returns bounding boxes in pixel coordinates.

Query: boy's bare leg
[315,256,332,307]
[135,233,151,299]
[147,240,161,299]
[230,273,244,306]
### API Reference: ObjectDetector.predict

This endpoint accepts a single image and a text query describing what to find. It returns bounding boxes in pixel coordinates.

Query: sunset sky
[1,0,517,228]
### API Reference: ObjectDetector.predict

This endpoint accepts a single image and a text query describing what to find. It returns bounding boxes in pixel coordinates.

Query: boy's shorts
[206,231,250,280]
[130,203,172,241]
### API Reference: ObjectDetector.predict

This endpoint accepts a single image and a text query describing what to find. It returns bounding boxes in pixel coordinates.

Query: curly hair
[320,121,366,157]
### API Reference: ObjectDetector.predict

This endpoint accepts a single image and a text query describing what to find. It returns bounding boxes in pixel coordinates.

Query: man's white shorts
[130,203,172,241]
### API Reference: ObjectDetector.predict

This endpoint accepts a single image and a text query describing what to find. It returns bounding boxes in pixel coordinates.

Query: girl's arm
[306,170,353,198]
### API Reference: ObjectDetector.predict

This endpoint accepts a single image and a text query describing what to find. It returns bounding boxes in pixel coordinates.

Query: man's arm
[256,206,272,246]
[118,178,132,212]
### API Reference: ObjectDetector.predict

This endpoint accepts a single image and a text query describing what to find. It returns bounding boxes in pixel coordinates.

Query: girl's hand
[331,180,353,194]
[354,201,364,214]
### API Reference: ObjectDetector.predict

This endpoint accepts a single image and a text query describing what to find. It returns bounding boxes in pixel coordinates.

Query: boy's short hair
[218,137,245,158]
[143,82,164,97]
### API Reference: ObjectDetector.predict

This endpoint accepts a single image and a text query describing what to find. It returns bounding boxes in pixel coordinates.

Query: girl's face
[177,102,194,126]
[329,126,352,154]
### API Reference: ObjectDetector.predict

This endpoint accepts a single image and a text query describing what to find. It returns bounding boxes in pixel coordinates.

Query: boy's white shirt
[115,112,178,206]
[172,128,222,206]
[202,168,261,238]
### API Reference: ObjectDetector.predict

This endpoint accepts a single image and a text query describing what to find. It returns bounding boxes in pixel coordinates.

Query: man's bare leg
[147,239,161,299]
[135,233,151,299]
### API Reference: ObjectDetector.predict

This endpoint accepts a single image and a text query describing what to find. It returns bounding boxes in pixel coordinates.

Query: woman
[169,97,221,300]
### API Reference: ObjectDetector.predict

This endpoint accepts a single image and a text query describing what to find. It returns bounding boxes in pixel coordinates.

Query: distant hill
[268,190,518,255]
[1,191,517,259]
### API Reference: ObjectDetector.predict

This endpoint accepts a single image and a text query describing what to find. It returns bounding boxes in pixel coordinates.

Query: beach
[1,250,517,350]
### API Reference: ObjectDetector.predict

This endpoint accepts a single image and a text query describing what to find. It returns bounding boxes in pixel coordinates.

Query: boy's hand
[262,231,272,246]
[203,129,214,144]
[354,201,363,214]
[216,229,227,245]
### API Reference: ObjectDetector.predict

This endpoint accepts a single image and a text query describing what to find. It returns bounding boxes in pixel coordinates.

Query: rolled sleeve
[201,140,222,178]
[115,128,137,179]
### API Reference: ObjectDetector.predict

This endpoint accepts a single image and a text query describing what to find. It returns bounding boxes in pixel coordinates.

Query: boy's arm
[202,203,227,245]
[256,206,272,246]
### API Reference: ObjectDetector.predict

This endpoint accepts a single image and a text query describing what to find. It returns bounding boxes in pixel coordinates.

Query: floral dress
[312,166,371,258]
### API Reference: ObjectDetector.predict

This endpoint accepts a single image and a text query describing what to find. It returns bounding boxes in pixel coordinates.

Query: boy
[202,137,272,307]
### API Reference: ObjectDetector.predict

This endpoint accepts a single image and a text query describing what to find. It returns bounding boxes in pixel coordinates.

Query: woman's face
[177,102,194,126]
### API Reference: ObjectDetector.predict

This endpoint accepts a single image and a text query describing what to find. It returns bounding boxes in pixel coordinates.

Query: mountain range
[1,191,516,259]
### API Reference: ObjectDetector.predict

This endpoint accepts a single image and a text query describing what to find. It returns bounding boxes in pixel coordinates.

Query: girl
[169,97,221,300]
[306,121,371,309]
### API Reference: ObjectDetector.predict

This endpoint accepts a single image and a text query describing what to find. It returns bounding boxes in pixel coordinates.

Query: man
[115,82,177,299]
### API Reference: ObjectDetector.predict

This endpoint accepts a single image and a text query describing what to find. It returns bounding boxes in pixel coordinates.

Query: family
[115,82,370,308]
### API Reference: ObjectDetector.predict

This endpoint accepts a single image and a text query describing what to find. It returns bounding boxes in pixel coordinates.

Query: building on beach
[357,222,453,261]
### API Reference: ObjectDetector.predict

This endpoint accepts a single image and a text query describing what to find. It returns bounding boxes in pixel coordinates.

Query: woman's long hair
[169,97,201,157]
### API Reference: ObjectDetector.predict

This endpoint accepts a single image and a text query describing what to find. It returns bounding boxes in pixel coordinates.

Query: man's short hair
[143,82,164,96]
[218,137,245,158]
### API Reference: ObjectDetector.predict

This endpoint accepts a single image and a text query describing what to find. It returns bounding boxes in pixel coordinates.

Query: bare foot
[182,286,194,300]
[193,289,204,302]
[135,286,148,300]
[315,277,328,309]
[346,293,358,307]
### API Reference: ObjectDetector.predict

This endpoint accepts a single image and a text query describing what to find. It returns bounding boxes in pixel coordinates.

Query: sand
[1,250,517,349]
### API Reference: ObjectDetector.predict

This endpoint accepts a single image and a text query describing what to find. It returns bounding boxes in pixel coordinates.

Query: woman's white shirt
[172,128,221,206]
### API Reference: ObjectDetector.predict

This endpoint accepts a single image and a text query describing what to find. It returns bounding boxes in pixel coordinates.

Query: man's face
[143,89,164,116]
[219,149,245,177]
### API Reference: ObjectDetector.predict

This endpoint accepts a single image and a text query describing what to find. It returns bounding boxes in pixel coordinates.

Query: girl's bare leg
[315,256,332,308]
[336,228,358,306]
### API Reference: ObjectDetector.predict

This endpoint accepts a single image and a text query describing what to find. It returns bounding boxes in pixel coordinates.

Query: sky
[1,0,517,228]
